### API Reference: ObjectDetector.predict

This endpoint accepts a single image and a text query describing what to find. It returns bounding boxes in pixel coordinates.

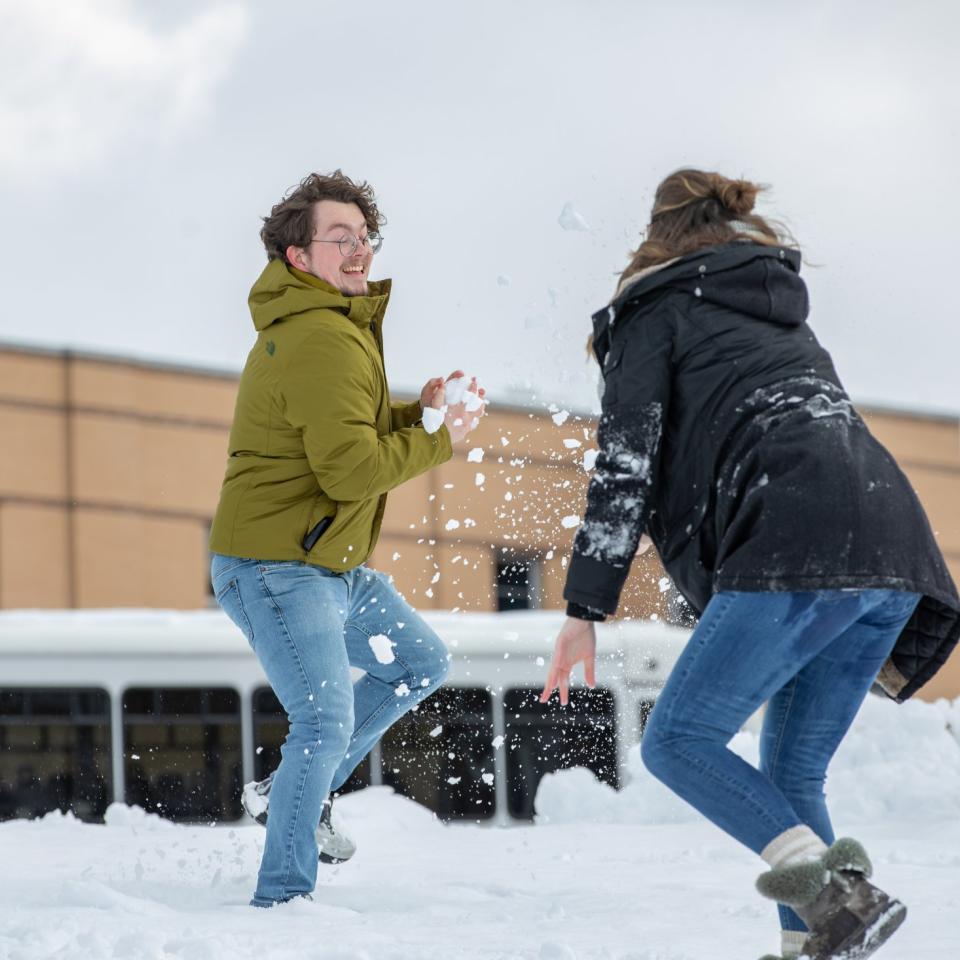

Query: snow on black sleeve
[573,402,663,566]
[563,301,674,614]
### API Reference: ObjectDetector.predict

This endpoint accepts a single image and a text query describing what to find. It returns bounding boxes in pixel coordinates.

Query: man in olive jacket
[210,171,485,907]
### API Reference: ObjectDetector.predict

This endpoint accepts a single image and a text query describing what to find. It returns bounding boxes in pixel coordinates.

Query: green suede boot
[755,838,906,960]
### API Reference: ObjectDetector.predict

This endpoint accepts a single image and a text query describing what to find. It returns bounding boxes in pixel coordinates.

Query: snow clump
[368,633,396,664]
[558,201,590,231]
[422,376,484,434]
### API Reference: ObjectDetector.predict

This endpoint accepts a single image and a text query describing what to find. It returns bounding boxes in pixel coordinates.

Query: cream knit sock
[780,928,808,957]
[761,825,829,869]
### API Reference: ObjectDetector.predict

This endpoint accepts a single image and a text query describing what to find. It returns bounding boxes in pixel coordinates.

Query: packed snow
[422,377,485,435]
[2,694,959,958]
[367,634,396,665]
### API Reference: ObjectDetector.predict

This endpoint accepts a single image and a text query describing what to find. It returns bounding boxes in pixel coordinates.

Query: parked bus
[0,609,688,826]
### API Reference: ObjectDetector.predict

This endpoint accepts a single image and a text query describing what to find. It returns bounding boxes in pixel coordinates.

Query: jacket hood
[602,243,809,334]
[248,259,391,332]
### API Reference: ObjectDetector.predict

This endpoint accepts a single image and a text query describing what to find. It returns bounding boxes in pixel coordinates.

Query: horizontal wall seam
[0,397,594,472]
[0,395,233,432]
[0,495,212,524]
[0,495,580,550]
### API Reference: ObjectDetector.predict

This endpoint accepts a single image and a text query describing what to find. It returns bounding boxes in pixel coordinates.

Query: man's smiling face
[290,199,374,297]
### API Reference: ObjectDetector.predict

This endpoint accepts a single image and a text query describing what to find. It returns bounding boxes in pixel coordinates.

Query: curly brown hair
[617,168,794,292]
[260,170,386,262]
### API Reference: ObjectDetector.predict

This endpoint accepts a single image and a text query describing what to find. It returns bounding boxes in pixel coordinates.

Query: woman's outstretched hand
[540,617,597,706]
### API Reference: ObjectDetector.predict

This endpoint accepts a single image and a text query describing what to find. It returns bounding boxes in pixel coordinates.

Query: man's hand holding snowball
[420,370,487,443]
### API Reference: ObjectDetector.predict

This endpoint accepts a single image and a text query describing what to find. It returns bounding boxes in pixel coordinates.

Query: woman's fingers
[540,665,559,702]
[584,655,596,689]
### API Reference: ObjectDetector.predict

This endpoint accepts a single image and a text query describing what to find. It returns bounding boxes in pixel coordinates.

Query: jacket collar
[287,267,391,330]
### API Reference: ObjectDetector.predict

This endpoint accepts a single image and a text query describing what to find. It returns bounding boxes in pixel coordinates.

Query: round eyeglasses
[310,232,382,257]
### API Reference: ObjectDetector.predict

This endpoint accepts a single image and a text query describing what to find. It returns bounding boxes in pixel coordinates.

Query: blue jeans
[210,555,450,906]
[641,589,919,932]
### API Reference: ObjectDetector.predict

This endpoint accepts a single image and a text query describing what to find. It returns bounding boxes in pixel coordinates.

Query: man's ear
[285,245,308,270]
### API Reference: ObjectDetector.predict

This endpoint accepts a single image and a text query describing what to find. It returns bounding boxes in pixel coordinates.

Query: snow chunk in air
[558,201,590,232]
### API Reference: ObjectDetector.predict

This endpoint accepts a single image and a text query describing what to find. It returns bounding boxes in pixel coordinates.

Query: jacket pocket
[303,501,338,553]
[659,499,709,565]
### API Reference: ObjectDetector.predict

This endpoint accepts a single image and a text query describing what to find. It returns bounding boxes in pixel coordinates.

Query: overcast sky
[1,0,958,416]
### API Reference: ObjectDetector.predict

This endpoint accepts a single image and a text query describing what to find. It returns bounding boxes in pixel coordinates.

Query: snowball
[563,439,581,449]
[445,375,484,411]
[558,201,589,231]
[467,448,484,463]
[552,410,570,426]
[561,515,580,529]
[445,519,461,531]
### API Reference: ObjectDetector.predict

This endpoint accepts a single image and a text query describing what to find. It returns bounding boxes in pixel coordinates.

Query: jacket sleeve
[563,307,674,615]
[283,330,452,502]
[390,398,424,430]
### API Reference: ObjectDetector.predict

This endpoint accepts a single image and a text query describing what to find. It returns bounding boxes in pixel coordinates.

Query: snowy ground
[3,696,960,960]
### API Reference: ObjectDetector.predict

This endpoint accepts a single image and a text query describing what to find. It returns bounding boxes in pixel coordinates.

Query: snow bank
[3,772,959,958]
[535,695,960,826]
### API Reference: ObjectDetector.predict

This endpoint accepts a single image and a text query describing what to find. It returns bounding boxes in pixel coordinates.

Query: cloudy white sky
[1,0,958,416]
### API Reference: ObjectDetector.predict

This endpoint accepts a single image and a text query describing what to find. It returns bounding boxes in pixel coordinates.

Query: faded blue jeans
[641,589,919,933]
[211,555,450,906]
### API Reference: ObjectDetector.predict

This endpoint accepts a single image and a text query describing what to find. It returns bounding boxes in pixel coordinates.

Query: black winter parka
[563,242,959,702]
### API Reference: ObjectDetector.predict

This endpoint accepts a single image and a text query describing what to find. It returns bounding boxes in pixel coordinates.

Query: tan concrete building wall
[1,344,958,699]
[860,410,960,700]
[0,347,234,610]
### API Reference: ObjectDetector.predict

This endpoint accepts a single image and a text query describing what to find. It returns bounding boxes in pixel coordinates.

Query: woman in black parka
[541,169,959,960]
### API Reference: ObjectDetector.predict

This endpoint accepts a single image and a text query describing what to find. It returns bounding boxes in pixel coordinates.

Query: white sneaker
[317,797,357,864]
[241,774,357,863]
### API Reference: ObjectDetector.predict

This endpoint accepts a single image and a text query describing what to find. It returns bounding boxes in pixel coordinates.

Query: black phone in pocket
[302,515,334,552]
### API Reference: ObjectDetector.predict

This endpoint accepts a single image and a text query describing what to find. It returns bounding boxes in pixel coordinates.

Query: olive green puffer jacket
[209,260,451,570]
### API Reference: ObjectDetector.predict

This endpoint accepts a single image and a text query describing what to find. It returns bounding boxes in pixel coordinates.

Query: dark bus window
[504,687,618,820]
[380,687,495,821]
[122,687,242,822]
[0,688,112,822]
[251,686,370,795]
[495,558,539,611]
[638,698,656,736]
